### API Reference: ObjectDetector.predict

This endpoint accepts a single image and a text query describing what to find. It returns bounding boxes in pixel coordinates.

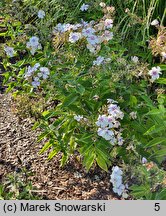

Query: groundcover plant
[0,0,166,200]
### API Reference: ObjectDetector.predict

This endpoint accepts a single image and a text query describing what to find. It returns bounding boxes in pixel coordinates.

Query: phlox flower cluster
[53,13,114,54]
[96,99,124,145]
[148,66,162,81]
[110,166,127,197]
[26,36,42,55]
[24,63,50,88]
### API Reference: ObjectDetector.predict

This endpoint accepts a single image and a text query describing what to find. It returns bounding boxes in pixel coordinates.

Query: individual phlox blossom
[108,104,124,119]
[24,63,40,79]
[148,66,162,81]
[87,35,99,45]
[129,111,137,119]
[39,67,50,79]
[131,56,139,63]
[26,36,41,55]
[151,19,159,26]
[104,19,113,29]
[53,23,65,33]
[29,36,39,46]
[93,56,105,66]
[80,3,89,11]
[82,27,95,37]
[38,10,45,19]
[69,32,82,43]
[86,43,96,53]
[4,46,15,57]
[102,31,113,41]
[107,99,118,104]
[99,2,106,7]
[117,133,124,146]
[80,19,89,27]
[96,115,113,128]
[110,166,127,196]
[72,23,82,30]
[32,77,40,88]
[74,115,83,122]
[97,128,114,141]
[142,157,148,164]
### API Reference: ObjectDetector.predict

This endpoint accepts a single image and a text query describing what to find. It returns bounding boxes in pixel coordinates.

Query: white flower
[4,46,15,57]
[97,128,114,140]
[107,99,118,104]
[72,23,82,30]
[151,19,159,26]
[110,174,122,186]
[39,67,50,79]
[104,19,113,29]
[99,2,106,7]
[33,63,40,70]
[110,166,127,196]
[113,184,125,196]
[129,111,137,119]
[112,166,123,176]
[74,115,83,122]
[161,52,166,59]
[87,35,99,45]
[29,36,39,46]
[96,115,113,128]
[148,66,162,81]
[80,3,89,11]
[102,31,113,41]
[38,10,45,19]
[82,27,95,37]
[117,135,124,146]
[93,56,105,66]
[69,32,82,43]
[32,77,40,88]
[26,36,41,55]
[108,104,119,115]
[96,115,108,128]
[86,43,96,53]
[131,56,139,63]
[142,157,147,164]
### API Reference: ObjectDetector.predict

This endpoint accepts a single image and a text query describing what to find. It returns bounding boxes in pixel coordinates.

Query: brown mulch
[0,93,117,200]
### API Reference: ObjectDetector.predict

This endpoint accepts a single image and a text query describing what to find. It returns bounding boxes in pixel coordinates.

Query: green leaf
[39,141,52,154]
[48,147,60,160]
[155,188,166,200]
[83,152,95,171]
[144,125,165,135]
[141,95,154,108]
[144,137,166,148]
[60,154,68,167]
[37,131,50,142]
[62,93,79,107]
[156,78,166,85]
[76,84,85,95]
[96,155,108,172]
[130,95,137,107]
[130,184,151,198]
